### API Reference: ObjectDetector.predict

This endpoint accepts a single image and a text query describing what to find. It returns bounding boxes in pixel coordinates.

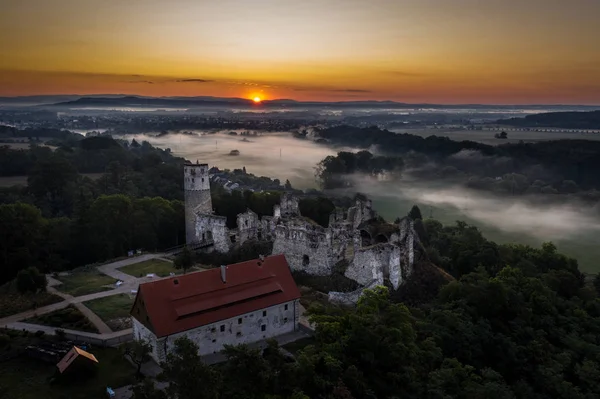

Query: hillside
[497,110,600,129]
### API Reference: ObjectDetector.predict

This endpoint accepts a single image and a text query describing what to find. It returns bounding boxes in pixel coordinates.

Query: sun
[253,96,262,103]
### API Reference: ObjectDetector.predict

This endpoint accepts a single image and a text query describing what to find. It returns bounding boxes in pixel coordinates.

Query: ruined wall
[345,244,403,289]
[184,163,212,244]
[196,214,230,253]
[347,199,376,230]
[271,221,334,275]
[279,193,300,217]
[237,210,259,245]
[328,281,381,305]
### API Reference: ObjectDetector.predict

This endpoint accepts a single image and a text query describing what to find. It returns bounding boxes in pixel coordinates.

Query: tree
[593,274,600,296]
[123,339,152,376]
[131,379,167,399]
[174,246,194,274]
[408,204,423,220]
[160,337,221,399]
[15,267,47,294]
[285,179,292,190]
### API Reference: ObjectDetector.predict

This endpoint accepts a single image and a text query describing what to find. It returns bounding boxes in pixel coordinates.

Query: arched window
[302,255,310,266]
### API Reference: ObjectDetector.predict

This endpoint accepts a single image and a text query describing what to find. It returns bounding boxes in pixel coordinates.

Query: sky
[1,0,599,104]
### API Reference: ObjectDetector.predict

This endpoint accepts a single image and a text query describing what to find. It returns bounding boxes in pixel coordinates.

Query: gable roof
[131,254,300,338]
[56,346,99,374]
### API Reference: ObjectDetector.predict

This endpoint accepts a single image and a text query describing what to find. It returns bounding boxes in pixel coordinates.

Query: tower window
[261,325,266,332]
[262,310,267,317]
[202,178,204,183]
[238,318,242,324]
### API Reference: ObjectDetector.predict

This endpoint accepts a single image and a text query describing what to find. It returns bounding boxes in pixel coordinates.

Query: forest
[0,128,333,285]
[315,125,600,202]
[497,110,600,129]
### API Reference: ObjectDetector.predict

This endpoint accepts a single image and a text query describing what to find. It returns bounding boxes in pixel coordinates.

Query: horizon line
[1,93,600,108]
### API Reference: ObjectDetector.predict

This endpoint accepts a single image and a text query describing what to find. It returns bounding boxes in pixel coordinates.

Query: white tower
[184,161,212,244]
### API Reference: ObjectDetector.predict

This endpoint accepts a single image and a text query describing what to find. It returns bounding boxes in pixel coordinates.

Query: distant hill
[497,110,600,129]
[16,95,599,110]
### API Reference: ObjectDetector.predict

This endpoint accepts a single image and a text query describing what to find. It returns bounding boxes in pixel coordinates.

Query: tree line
[314,125,600,194]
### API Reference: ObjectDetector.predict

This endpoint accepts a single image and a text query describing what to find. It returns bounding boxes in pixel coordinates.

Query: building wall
[133,299,301,363]
[184,164,212,244]
[132,318,163,363]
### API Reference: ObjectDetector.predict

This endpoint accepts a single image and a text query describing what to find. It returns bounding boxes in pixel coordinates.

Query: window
[211,327,216,333]
[238,318,242,324]
[220,325,225,332]
[284,304,288,311]
[173,279,179,285]
[284,318,288,323]
[201,178,204,183]
[192,178,195,183]
[261,325,266,332]
[262,310,267,317]
[212,339,216,343]
[236,332,242,337]
[302,255,310,266]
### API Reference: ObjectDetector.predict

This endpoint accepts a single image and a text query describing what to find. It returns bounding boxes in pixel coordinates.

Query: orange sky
[1,0,599,104]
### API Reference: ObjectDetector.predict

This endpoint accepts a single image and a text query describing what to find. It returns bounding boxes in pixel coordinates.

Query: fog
[129,131,600,272]
[129,131,348,189]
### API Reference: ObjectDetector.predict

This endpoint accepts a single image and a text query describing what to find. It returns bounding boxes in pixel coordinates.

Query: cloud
[293,87,371,93]
[123,80,155,84]
[386,70,426,77]
[331,89,371,93]
[175,78,213,83]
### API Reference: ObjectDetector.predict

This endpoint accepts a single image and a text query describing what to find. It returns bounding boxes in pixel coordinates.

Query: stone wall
[279,193,300,217]
[237,210,259,245]
[345,244,402,288]
[184,163,212,244]
[272,221,334,276]
[132,317,162,363]
[195,214,230,253]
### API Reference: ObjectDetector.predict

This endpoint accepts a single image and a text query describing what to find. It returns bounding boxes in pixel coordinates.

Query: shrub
[55,329,66,340]
[34,330,45,337]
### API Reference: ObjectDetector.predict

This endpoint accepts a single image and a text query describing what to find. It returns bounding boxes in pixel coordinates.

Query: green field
[0,338,135,399]
[84,294,134,331]
[26,305,99,333]
[0,282,63,318]
[56,269,116,297]
[118,258,178,277]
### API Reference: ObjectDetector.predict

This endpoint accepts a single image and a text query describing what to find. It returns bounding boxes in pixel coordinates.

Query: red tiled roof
[132,254,300,337]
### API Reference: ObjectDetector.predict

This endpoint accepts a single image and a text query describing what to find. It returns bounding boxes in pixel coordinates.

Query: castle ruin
[185,165,419,304]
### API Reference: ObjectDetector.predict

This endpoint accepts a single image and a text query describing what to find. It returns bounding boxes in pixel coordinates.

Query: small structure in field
[56,346,99,374]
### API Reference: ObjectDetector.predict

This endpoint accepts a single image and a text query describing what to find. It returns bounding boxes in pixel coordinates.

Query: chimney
[220,265,226,283]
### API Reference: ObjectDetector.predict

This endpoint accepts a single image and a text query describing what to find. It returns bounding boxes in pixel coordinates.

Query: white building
[130,254,301,363]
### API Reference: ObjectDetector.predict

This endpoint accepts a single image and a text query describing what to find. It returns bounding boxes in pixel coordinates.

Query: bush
[0,334,10,348]
[16,267,47,294]
[34,330,45,337]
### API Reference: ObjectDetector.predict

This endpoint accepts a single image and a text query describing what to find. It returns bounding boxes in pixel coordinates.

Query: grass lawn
[26,305,99,333]
[0,282,63,318]
[0,340,136,399]
[84,294,134,331]
[118,258,178,277]
[56,269,116,297]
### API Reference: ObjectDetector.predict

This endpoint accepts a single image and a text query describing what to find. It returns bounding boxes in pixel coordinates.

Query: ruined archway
[302,254,310,266]
[360,229,372,247]
[375,234,388,244]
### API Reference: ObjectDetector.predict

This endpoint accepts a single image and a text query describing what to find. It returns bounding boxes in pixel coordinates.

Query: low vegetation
[55,268,116,297]
[118,258,177,277]
[0,281,62,318]
[26,305,99,333]
[84,294,134,331]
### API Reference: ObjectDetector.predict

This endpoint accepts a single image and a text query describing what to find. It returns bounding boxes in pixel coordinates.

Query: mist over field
[130,131,600,272]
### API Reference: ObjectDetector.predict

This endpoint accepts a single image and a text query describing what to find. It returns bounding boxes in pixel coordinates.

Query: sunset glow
[0,0,599,104]
[253,96,262,103]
